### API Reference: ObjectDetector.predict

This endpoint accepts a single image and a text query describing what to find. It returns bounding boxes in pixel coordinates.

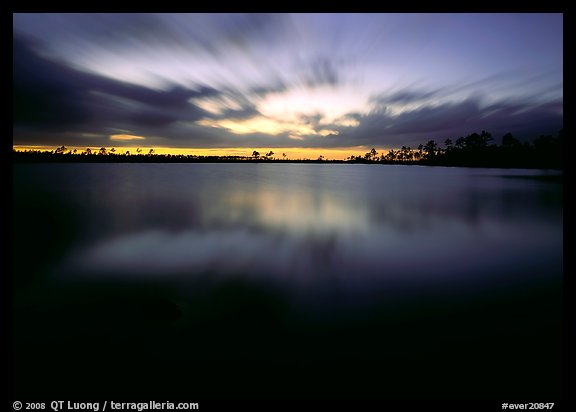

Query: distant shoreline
[12,129,563,171]
[12,151,563,171]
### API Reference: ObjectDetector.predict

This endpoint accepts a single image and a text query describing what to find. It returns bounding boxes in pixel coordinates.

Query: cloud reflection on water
[45,164,563,300]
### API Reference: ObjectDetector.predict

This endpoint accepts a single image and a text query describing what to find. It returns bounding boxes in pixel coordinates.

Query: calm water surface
[14,163,562,294]
[13,163,563,398]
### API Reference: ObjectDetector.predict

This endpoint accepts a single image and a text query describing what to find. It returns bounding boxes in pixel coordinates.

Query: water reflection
[13,163,563,398]
[14,163,559,296]
[210,188,371,235]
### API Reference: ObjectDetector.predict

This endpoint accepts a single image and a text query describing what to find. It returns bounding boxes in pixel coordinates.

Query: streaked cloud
[110,134,146,141]
[13,13,562,152]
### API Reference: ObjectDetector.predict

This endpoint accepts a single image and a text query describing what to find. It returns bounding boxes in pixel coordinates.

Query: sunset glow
[110,134,147,141]
[13,13,562,155]
[13,13,564,401]
[13,145,378,160]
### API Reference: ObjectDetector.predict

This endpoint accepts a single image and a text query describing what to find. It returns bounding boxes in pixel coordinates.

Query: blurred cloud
[300,56,341,88]
[328,96,563,149]
[110,134,146,141]
[13,13,562,150]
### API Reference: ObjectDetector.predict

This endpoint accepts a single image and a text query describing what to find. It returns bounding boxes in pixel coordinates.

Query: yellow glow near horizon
[110,134,146,141]
[13,145,387,160]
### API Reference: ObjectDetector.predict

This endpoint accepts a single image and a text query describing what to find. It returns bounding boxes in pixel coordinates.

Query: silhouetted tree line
[348,129,563,169]
[12,147,338,164]
[13,129,562,169]
[13,148,251,163]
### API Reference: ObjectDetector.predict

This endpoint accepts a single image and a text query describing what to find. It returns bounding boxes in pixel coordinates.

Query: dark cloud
[372,88,441,105]
[217,105,260,121]
[13,36,95,129]
[325,96,563,149]
[13,35,215,145]
[13,14,290,61]
[297,113,324,127]
[141,95,563,150]
[12,23,562,152]
[106,84,219,111]
[248,78,288,97]
[58,14,171,48]
[217,13,289,50]
[302,57,340,88]
[222,95,560,151]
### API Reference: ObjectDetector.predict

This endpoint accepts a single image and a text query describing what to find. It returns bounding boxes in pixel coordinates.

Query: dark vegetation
[348,129,563,169]
[13,129,563,169]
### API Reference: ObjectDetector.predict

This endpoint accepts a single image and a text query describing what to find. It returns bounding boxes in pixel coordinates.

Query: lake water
[13,163,563,398]
[14,163,562,292]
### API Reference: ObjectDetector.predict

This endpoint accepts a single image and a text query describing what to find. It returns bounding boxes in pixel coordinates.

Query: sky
[13,13,563,158]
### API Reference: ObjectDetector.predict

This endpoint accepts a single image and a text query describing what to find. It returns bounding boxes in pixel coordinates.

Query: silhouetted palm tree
[501,133,521,149]
[399,146,413,161]
[423,140,438,159]
[383,149,397,161]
